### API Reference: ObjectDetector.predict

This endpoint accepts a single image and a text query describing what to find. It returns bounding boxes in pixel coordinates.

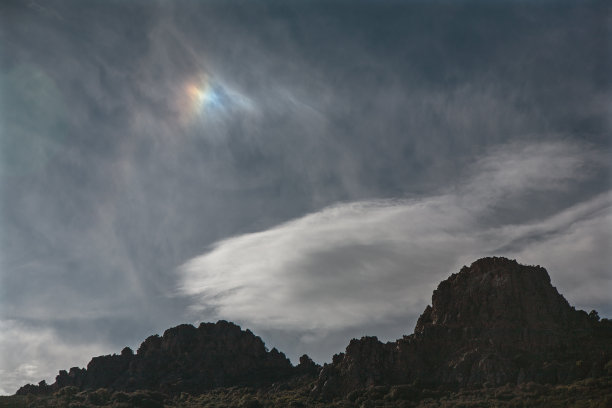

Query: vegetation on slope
[2,375,612,408]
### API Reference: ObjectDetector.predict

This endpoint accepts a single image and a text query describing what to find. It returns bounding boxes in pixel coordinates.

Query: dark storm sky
[1,0,610,394]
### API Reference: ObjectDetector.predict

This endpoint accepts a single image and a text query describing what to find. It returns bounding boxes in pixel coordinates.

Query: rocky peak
[17,320,311,396]
[415,257,586,333]
[312,258,612,399]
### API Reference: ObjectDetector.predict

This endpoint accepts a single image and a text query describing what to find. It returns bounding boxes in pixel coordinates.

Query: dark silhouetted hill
[312,257,612,400]
[14,257,612,406]
[17,320,316,396]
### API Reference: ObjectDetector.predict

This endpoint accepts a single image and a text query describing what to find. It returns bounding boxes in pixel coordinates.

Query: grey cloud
[0,320,110,396]
[508,197,612,313]
[1,0,609,391]
[178,140,611,361]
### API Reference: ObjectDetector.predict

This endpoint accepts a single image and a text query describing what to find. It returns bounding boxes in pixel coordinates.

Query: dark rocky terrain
[16,320,318,396]
[312,257,612,400]
[9,257,612,407]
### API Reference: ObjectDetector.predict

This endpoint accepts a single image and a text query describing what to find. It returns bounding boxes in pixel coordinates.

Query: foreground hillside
[7,257,612,407]
[3,375,612,407]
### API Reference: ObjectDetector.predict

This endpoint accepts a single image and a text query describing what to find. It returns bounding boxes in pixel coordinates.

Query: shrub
[604,360,612,376]
[239,396,263,408]
[87,388,111,405]
[388,384,419,400]
[55,386,79,398]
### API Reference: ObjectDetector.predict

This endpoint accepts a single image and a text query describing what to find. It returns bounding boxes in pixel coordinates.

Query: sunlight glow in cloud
[177,141,611,333]
[176,73,254,126]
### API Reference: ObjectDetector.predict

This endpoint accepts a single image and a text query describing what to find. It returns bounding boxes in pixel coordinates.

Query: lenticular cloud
[177,140,610,333]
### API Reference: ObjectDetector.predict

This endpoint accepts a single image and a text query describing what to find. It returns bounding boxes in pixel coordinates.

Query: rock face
[414,257,588,332]
[312,257,612,399]
[17,320,306,395]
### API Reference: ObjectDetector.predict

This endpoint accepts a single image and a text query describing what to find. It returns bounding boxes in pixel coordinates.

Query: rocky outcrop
[414,257,589,332]
[296,354,320,376]
[17,257,611,401]
[312,257,612,400]
[18,320,314,395]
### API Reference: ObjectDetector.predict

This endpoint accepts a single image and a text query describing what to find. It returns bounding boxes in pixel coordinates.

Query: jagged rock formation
[18,320,314,395]
[16,257,612,403]
[312,257,612,400]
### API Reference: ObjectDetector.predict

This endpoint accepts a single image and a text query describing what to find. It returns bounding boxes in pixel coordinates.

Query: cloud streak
[178,140,611,358]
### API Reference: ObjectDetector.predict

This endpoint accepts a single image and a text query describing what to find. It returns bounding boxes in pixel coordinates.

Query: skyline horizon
[1,0,610,395]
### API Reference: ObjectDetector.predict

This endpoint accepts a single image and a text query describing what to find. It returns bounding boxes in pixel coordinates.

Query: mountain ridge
[14,257,612,405]
[17,320,318,396]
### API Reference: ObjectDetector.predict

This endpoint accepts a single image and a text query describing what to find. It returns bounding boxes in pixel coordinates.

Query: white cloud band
[178,141,611,335]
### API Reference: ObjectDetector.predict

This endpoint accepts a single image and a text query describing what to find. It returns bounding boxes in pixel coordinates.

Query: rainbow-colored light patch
[176,73,253,126]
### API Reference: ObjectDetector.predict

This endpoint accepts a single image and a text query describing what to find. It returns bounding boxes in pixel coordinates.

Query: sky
[0,0,610,395]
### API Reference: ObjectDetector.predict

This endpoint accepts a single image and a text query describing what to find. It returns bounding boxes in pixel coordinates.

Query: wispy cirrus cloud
[2,0,609,388]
